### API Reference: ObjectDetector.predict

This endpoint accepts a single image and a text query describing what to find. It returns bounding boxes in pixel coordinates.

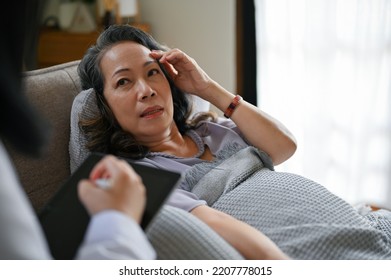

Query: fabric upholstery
[5,61,81,211]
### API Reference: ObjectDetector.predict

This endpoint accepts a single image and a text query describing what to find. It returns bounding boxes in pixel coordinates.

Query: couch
[5,61,243,260]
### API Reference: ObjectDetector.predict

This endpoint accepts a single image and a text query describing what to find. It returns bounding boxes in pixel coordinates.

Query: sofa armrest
[5,61,82,211]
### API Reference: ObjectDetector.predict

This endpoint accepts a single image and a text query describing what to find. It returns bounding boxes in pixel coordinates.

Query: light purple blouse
[132,118,250,212]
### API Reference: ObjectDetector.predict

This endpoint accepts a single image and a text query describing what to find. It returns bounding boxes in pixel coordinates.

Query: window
[255,0,391,208]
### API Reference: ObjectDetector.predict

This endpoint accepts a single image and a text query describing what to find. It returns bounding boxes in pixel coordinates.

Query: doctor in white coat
[0,0,155,260]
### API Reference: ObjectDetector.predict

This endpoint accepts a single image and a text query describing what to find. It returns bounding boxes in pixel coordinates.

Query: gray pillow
[147,205,243,259]
[69,88,98,173]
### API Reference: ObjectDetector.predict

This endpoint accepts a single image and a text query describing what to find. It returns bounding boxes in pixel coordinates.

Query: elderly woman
[75,25,391,260]
[77,24,294,260]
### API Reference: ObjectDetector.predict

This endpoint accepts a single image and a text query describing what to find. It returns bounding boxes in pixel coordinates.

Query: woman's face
[100,41,174,144]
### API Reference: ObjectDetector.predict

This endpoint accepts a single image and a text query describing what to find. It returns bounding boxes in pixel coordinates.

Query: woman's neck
[137,124,198,158]
[150,133,198,158]
[138,124,214,160]
[149,132,214,161]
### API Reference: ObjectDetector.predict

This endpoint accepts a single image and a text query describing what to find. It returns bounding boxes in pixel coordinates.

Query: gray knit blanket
[184,145,391,260]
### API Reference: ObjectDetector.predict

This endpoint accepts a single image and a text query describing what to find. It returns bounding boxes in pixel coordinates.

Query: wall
[139,0,236,95]
[41,0,236,96]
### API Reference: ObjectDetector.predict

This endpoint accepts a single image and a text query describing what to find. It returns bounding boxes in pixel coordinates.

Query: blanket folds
[185,145,391,259]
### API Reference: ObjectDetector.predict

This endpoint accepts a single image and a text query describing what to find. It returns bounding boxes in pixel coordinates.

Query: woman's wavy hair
[78,25,216,159]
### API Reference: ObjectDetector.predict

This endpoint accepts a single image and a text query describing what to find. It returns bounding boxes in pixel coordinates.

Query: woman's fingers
[151,49,192,71]
[150,48,212,97]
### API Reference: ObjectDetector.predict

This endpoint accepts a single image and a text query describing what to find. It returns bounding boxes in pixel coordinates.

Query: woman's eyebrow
[112,68,130,78]
[111,60,158,78]
[144,60,158,67]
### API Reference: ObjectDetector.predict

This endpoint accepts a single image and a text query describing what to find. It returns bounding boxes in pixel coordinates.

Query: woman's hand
[150,49,213,99]
[151,49,297,166]
[78,155,146,223]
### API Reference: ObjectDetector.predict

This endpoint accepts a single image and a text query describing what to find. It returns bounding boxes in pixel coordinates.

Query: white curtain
[255,0,391,209]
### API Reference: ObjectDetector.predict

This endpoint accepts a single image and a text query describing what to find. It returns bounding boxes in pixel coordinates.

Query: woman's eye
[117,78,129,87]
[148,69,159,77]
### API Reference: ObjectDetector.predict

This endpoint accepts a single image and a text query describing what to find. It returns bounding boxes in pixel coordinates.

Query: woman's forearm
[191,205,289,260]
[200,82,297,165]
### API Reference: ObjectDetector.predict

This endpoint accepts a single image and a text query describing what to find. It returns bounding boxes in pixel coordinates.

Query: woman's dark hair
[78,25,215,159]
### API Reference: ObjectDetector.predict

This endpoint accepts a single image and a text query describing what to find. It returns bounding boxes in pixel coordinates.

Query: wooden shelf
[37,23,150,68]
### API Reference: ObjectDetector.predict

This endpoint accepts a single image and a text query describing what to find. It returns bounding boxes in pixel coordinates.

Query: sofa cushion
[5,61,82,211]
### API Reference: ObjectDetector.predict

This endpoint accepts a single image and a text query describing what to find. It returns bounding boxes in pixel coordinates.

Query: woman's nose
[141,92,156,100]
[137,80,156,100]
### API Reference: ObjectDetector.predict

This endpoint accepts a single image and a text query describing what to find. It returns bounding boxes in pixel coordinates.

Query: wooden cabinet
[37,24,150,68]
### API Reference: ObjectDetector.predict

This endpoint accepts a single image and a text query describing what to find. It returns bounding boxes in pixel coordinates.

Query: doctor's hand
[77,155,146,223]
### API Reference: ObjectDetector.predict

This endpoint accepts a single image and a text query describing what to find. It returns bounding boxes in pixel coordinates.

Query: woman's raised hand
[150,49,214,99]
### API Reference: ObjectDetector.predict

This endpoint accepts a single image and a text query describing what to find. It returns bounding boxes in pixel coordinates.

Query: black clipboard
[38,153,181,259]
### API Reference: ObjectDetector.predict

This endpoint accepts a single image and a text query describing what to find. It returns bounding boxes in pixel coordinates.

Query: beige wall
[42,0,236,95]
[139,0,236,94]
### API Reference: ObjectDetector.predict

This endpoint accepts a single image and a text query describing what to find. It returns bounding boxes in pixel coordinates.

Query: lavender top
[131,118,250,212]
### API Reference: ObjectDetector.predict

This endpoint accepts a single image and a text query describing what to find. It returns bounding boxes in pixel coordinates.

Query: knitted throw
[185,145,391,259]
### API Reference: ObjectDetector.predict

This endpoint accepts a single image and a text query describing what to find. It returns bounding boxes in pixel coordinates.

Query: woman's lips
[140,106,164,118]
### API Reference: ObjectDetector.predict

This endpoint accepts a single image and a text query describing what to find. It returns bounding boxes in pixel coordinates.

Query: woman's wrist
[223,95,243,118]
[198,82,237,111]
